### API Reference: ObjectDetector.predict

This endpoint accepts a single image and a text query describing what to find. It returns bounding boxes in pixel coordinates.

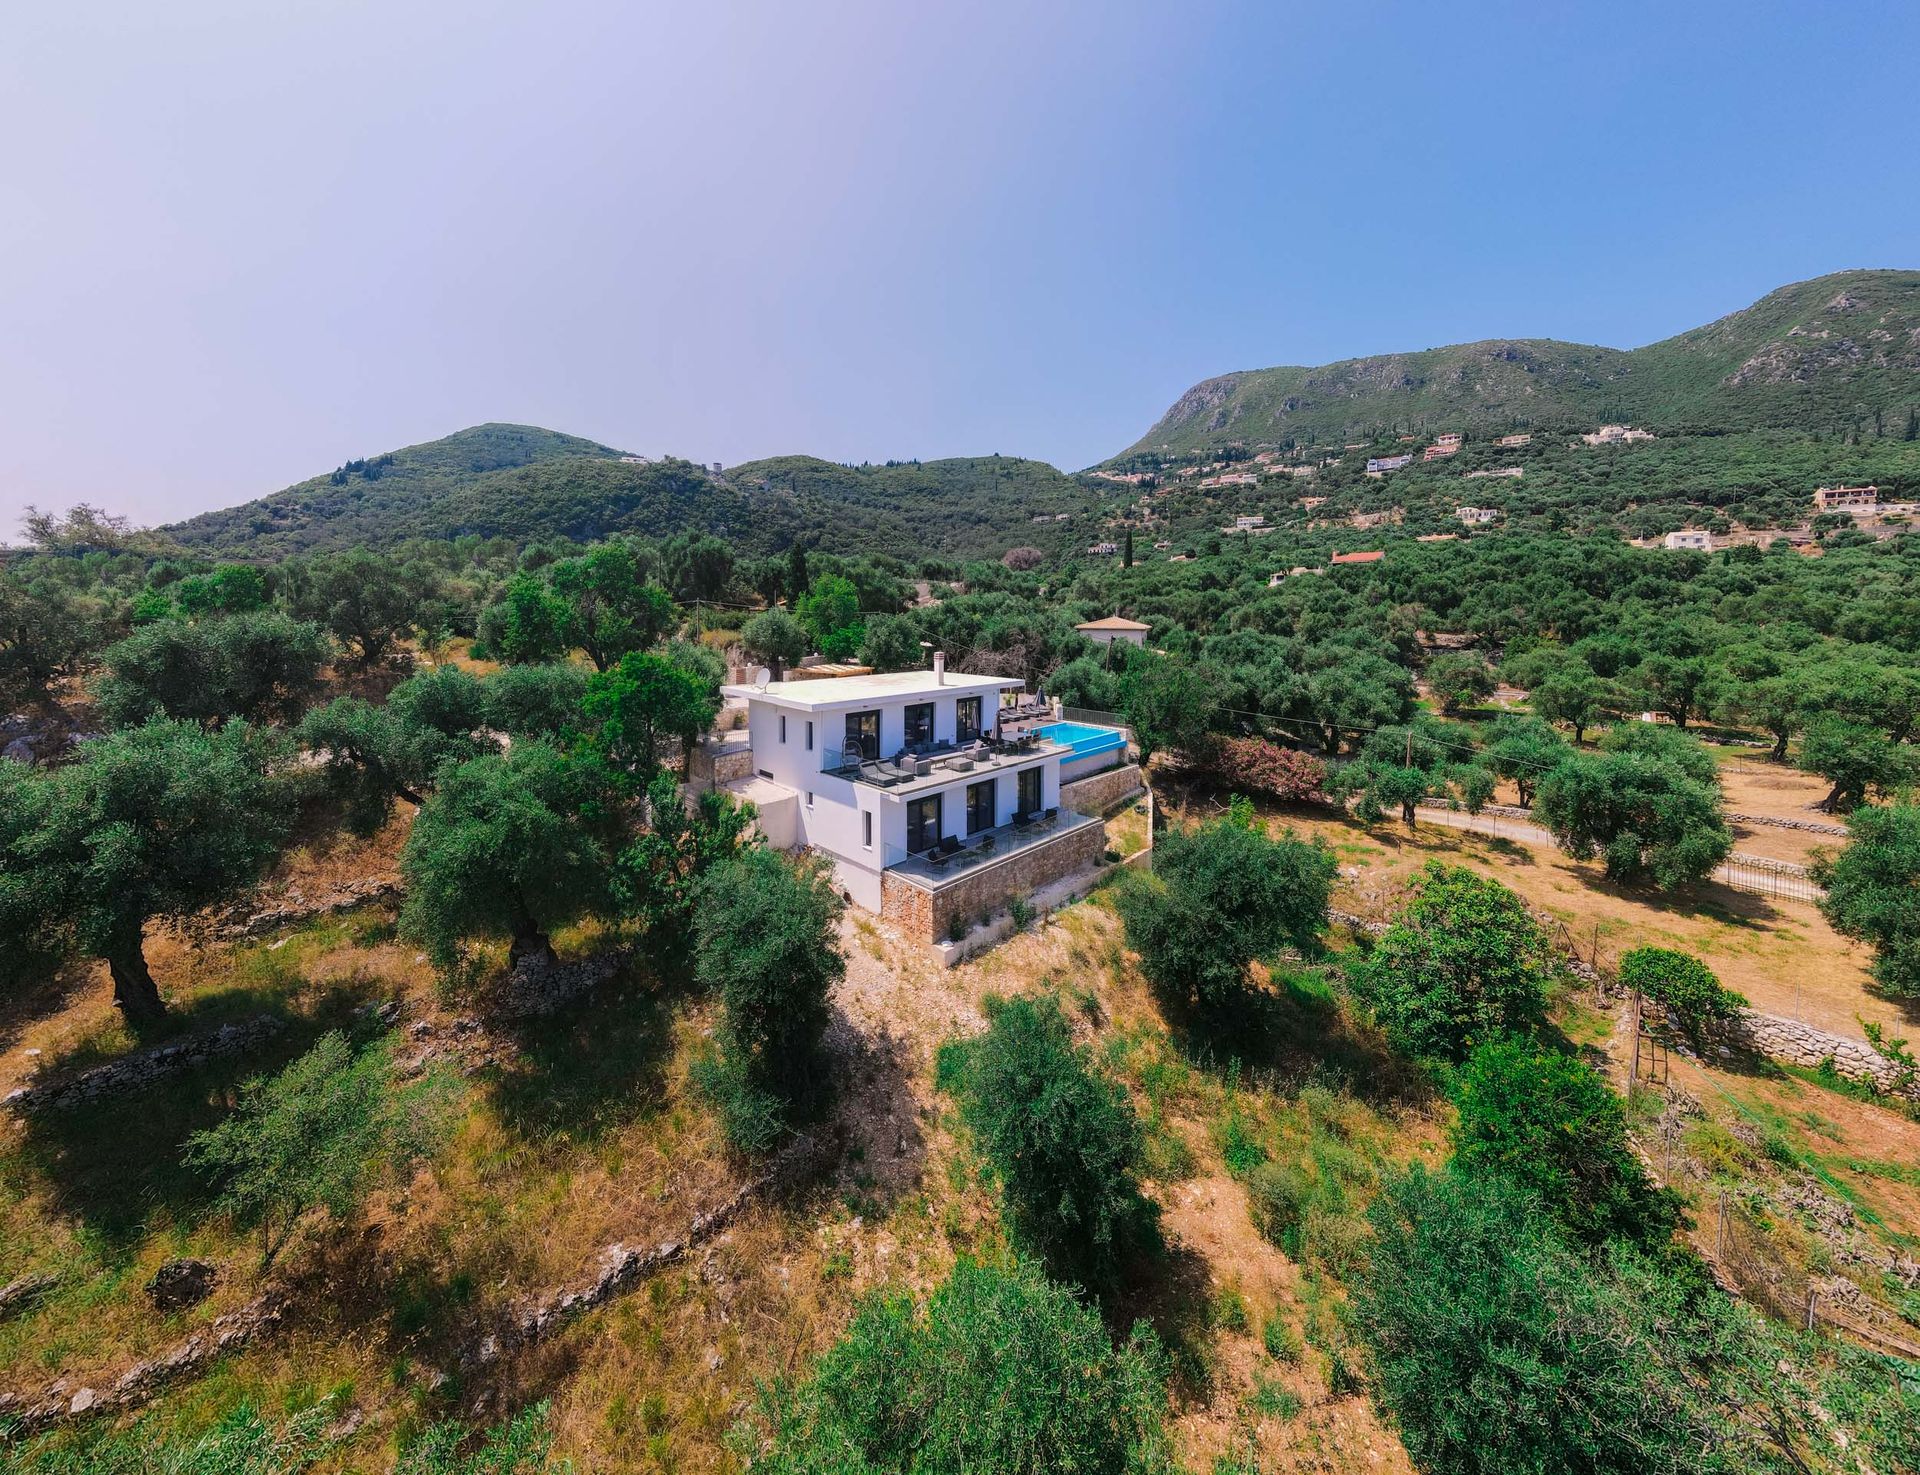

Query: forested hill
[723,454,1093,558]
[164,427,1095,561]
[1120,269,1920,456]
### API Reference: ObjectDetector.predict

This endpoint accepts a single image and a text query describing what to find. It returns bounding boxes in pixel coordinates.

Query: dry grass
[13,768,1910,1471]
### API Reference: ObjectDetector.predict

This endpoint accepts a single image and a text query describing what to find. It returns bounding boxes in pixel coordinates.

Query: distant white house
[1663,529,1713,550]
[1085,541,1120,556]
[1582,425,1655,446]
[1455,506,1502,525]
[1366,454,1414,474]
[1076,615,1150,648]
[1495,433,1533,448]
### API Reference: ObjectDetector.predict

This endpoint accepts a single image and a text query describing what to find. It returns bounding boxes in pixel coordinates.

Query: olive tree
[691,850,843,1153]
[939,995,1159,1291]
[740,607,809,680]
[1811,803,1920,999]
[0,720,292,1023]
[399,742,618,971]
[1348,862,1551,1062]
[93,610,330,729]
[1115,814,1334,1014]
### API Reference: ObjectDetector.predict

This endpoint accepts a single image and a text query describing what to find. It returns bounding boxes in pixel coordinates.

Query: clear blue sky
[4,0,1917,528]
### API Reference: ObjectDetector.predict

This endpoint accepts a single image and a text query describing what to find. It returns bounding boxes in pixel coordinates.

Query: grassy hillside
[165,431,1097,563]
[1120,269,1920,456]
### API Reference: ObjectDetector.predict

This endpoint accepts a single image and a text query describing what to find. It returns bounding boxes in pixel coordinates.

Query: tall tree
[548,544,676,671]
[400,742,618,970]
[0,721,292,1022]
[583,648,722,779]
[1811,802,1920,999]
[692,850,843,1152]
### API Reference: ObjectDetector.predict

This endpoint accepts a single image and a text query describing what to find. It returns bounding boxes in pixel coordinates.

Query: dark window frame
[966,778,996,834]
[904,702,936,747]
[907,793,942,854]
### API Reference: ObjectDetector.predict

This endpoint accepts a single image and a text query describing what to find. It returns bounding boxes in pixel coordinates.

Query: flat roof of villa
[720,669,1022,709]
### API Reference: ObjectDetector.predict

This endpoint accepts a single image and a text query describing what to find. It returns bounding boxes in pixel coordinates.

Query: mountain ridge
[1118,269,1920,458]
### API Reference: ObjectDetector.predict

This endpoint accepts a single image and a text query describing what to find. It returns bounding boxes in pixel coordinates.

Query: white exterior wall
[737,683,1033,911]
[1079,627,1147,648]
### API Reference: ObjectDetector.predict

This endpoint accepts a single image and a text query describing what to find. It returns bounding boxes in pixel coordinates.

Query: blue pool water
[1034,721,1127,759]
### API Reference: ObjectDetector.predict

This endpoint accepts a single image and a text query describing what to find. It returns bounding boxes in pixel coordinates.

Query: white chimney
[933,650,946,684]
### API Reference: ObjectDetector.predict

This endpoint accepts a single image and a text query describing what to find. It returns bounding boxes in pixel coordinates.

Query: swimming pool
[1034,721,1128,761]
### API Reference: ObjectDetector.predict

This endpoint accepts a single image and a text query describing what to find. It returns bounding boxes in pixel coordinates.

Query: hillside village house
[1455,506,1501,525]
[1495,433,1533,448]
[1366,454,1414,474]
[1664,529,1713,550]
[1075,615,1151,648]
[710,661,1133,950]
[1582,424,1655,446]
[1814,484,1879,510]
[1422,433,1463,461]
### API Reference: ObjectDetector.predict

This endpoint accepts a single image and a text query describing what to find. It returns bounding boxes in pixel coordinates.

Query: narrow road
[1408,804,1824,901]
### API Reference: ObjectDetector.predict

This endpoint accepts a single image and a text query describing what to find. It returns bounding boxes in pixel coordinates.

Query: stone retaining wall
[880,821,1107,944]
[5,1015,288,1114]
[1712,1012,1917,1097]
[1060,763,1145,815]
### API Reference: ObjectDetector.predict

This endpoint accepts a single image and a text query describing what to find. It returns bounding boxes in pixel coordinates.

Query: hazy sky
[4,1,1918,531]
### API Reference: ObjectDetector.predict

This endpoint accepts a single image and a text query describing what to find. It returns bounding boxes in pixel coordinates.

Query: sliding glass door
[906,794,942,854]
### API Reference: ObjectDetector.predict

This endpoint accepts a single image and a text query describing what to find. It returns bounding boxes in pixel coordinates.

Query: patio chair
[927,849,952,873]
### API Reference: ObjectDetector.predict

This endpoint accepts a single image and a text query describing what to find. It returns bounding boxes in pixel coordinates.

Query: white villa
[708,660,1135,948]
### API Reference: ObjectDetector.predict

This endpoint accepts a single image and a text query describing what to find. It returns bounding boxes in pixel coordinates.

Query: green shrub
[186,1031,456,1268]
[1261,1312,1301,1363]
[1347,863,1551,1062]
[692,850,844,1154]
[942,995,1159,1291]
[743,1256,1175,1474]
[1451,1035,1679,1247]
[1617,947,1747,1045]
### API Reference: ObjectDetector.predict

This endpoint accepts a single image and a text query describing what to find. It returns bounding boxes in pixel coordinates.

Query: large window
[907,794,942,854]
[956,696,982,743]
[966,778,996,834]
[1017,765,1042,818]
[904,702,935,747]
[844,709,880,763]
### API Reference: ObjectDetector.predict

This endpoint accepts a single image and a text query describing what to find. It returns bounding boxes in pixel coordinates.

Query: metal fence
[1714,851,1824,904]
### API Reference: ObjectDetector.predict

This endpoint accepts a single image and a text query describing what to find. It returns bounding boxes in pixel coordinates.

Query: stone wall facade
[1060,763,1145,816]
[879,820,1107,944]
[687,734,755,790]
